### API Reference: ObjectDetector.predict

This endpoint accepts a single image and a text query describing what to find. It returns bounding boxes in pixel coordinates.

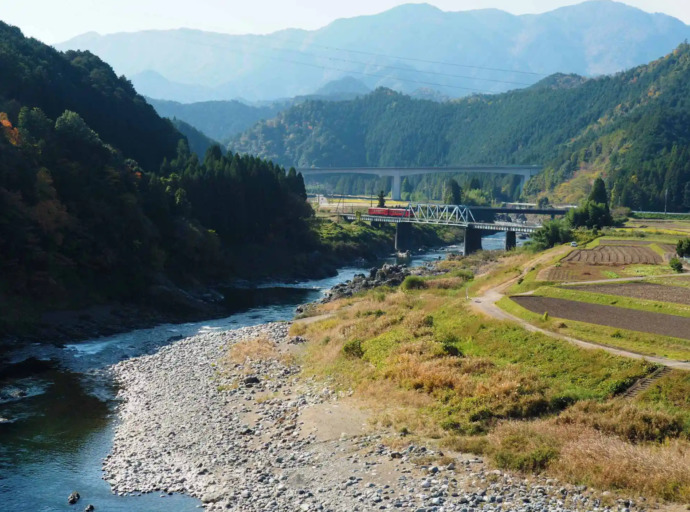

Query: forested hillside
[148,98,283,143]
[232,44,690,211]
[0,24,315,334]
[171,118,223,157]
[147,78,372,143]
[0,22,182,170]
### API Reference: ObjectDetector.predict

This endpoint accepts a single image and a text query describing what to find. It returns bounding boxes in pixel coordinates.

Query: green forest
[232,45,690,211]
[0,23,324,333]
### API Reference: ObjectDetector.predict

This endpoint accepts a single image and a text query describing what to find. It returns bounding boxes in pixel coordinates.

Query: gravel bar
[103,321,654,511]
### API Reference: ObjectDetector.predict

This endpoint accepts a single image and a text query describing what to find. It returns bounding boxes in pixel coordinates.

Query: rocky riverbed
[103,321,659,512]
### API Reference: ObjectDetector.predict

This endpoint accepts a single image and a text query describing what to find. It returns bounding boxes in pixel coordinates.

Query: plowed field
[511,296,690,340]
[572,282,690,306]
[563,246,662,265]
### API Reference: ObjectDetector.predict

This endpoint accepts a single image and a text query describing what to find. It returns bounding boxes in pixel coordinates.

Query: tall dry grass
[554,425,690,501]
[227,337,277,363]
[556,400,687,443]
[486,420,690,501]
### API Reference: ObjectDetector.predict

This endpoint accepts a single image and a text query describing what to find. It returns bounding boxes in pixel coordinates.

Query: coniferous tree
[377,190,386,207]
[588,177,609,208]
[444,179,462,204]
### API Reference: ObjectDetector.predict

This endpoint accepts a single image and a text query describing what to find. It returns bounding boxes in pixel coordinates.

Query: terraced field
[563,245,662,265]
[574,282,690,306]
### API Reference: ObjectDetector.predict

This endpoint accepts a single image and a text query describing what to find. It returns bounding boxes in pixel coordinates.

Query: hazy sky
[3,0,690,44]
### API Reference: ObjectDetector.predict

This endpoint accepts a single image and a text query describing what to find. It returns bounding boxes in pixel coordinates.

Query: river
[0,233,520,511]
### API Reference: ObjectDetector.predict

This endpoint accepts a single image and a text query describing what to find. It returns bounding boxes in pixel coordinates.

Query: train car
[388,208,410,217]
[367,208,411,218]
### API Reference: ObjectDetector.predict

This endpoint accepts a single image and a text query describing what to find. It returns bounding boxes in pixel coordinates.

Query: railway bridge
[340,203,562,255]
[298,166,542,201]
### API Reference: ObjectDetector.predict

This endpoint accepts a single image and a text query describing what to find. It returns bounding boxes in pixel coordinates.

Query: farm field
[538,237,679,282]
[511,295,690,341]
[574,282,690,306]
[625,218,690,235]
[563,245,662,264]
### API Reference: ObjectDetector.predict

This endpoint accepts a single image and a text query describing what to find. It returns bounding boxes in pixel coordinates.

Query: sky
[3,0,690,44]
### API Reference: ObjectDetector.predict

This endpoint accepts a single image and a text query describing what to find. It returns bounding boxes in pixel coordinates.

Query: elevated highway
[298,166,542,200]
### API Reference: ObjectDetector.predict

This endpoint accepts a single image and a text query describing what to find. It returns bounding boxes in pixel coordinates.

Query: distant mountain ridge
[56,1,690,102]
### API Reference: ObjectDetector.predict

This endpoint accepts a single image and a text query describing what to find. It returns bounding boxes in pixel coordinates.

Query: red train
[368,208,412,217]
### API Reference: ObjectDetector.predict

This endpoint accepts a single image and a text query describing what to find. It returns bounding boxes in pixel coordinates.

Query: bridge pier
[463,227,483,256]
[505,231,517,251]
[395,222,411,251]
[391,171,402,201]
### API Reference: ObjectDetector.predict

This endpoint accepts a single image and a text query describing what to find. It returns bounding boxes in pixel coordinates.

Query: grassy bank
[294,249,690,502]
[312,218,462,264]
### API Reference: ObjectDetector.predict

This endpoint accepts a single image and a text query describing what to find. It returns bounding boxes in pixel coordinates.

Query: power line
[263,33,548,77]
[163,34,497,93]
[161,32,539,92]
[254,44,533,87]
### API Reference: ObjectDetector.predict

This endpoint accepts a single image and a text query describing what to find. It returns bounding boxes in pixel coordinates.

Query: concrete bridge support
[390,171,402,201]
[505,231,517,251]
[394,222,412,251]
[463,227,483,256]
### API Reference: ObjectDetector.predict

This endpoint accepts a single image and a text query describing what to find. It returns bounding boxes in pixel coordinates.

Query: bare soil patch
[540,263,621,282]
[511,296,690,340]
[574,282,690,306]
[598,240,657,246]
[563,246,662,265]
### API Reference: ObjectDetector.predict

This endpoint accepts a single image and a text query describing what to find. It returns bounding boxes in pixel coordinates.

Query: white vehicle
[570,241,578,247]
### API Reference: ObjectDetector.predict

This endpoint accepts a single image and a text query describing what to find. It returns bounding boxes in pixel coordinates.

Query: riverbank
[103,320,639,512]
[0,221,461,347]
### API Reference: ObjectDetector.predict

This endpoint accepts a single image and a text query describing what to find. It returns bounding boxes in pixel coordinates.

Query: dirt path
[470,250,690,370]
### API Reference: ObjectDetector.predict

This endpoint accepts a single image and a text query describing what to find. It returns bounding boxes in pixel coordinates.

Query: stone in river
[68,491,80,504]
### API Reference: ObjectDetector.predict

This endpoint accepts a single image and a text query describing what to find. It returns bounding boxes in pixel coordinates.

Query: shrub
[451,269,474,281]
[373,291,386,302]
[441,342,462,357]
[670,257,683,273]
[491,425,559,472]
[401,275,426,291]
[557,401,686,443]
[342,339,364,359]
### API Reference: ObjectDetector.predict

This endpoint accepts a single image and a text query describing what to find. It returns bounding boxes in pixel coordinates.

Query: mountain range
[55,1,690,102]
